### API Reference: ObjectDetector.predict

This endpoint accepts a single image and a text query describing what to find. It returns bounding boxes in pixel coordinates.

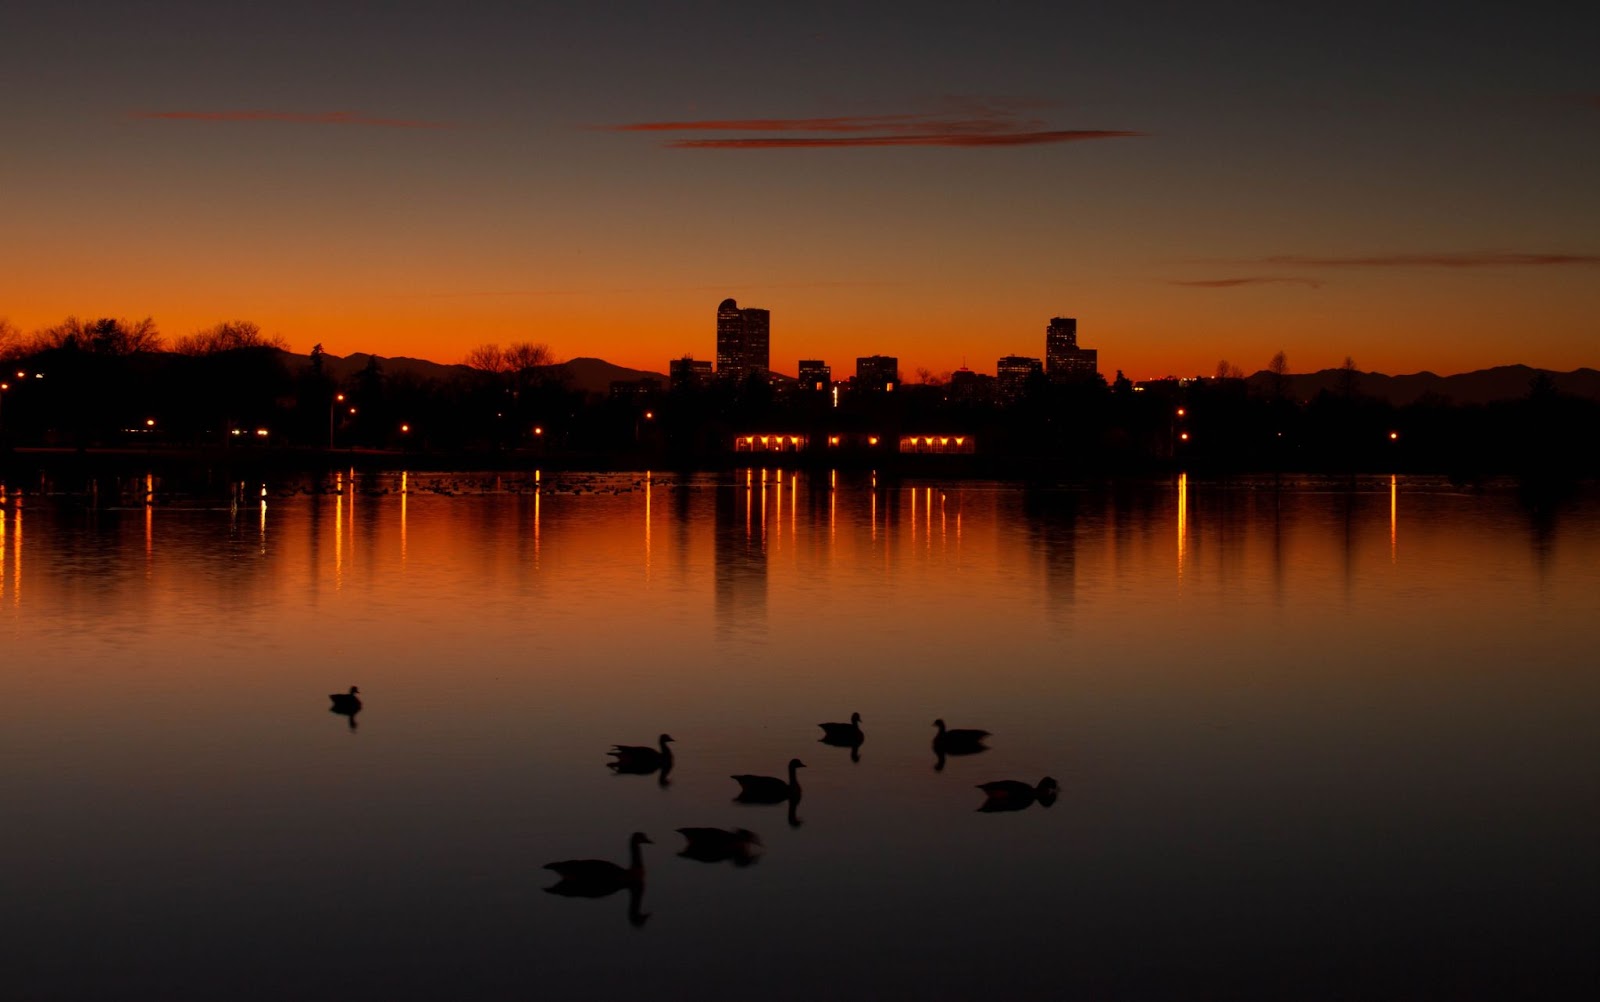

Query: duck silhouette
[607,734,674,781]
[676,827,762,866]
[732,758,805,804]
[818,712,864,746]
[544,832,652,897]
[976,777,1059,812]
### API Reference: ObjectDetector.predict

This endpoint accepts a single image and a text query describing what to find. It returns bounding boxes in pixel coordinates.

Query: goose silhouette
[676,827,762,866]
[932,718,989,753]
[818,712,864,746]
[977,777,1059,812]
[607,734,674,776]
[544,832,652,896]
[328,686,361,721]
[732,759,805,804]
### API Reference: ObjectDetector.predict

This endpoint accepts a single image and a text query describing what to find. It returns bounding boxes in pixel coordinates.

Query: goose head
[629,832,653,847]
[850,712,862,726]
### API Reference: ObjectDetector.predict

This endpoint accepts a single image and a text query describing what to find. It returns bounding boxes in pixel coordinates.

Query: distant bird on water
[544,832,653,896]
[932,718,990,753]
[329,686,361,714]
[607,734,674,777]
[676,827,762,866]
[976,777,1059,812]
[818,712,864,745]
[732,758,806,803]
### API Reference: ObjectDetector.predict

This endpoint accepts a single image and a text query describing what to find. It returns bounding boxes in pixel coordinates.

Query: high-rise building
[715,298,770,382]
[797,359,831,391]
[669,357,713,390]
[996,355,1043,403]
[1044,316,1098,380]
[855,355,899,391]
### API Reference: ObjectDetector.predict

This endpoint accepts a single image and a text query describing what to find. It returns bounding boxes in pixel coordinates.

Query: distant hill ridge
[1243,364,1600,405]
[294,351,669,395]
[287,350,1597,404]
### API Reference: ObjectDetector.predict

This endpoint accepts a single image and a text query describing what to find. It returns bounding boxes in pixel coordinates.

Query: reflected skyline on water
[2,469,1594,649]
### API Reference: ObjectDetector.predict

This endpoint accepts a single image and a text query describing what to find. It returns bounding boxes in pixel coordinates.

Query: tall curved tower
[715,298,771,381]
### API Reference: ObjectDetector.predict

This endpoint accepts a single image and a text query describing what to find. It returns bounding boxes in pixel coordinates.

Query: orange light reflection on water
[1177,472,1188,579]
[1391,475,1398,563]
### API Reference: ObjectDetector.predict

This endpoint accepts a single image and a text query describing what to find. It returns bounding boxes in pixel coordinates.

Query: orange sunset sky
[3,3,1596,380]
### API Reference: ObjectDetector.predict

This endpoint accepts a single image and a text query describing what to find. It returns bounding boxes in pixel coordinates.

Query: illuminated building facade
[797,359,831,391]
[734,433,809,452]
[996,355,1042,403]
[1044,316,1098,380]
[716,298,771,382]
[669,357,713,390]
[855,355,899,391]
[898,434,975,454]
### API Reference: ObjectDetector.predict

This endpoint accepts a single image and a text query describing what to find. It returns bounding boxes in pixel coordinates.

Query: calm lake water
[1,470,1596,1000]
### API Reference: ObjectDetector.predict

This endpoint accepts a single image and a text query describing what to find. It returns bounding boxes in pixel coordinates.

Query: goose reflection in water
[606,733,674,786]
[676,827,762,867]
[328,686,361,731]
[818,712,864,762]
[732,759,806,828]
[976,777,1059,812]
[544,832,653,926]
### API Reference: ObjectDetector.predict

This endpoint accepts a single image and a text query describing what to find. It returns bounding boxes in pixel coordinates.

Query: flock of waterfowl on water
[328,689,1056,924]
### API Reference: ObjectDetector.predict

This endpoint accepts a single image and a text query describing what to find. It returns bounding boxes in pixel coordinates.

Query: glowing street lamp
[329,392,346,449]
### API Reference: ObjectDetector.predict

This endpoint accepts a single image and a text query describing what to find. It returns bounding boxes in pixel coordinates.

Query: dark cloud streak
[610,103,1139,150]
[1172,276,1323,289]
[667,130,1141,149]
[1264,252,1600,268]
[610,114,1041,135]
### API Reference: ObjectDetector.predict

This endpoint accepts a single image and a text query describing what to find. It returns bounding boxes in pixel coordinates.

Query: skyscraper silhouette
[1045,317,1098,380]
[716,298,771,382]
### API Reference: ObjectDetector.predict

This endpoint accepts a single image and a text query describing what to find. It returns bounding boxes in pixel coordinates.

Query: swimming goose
[676,827,762,865]
[328,686,361,714]
[818,712,864,745]
[732,759,805,803]
[932,718,990,752]
[977,777,1059,811]
[607,734,674,774]
[543,832,652,895]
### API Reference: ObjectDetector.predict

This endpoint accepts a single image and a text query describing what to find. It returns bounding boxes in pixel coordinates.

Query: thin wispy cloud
[667,130,1140,149]
[612,115,1018,134]
[1171,276,1324,289]
[1263,252,1600,268]
[131,110,455,129]
[608,104,1140,150]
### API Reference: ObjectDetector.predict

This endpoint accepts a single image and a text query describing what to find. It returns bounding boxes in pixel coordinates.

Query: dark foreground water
[1,471,1596,1000]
